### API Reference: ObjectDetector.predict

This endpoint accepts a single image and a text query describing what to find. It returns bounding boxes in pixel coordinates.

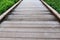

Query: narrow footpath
[0,0,60,40]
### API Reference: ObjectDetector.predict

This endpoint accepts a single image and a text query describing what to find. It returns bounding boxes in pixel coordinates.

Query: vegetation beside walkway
[44,0,60,14]
[0,0,19,15]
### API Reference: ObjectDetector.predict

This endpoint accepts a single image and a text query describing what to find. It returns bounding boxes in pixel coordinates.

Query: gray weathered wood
[6,15,57,21]
[0,0,60,39]
[11,12,52,15]
[0,38,59,40]
[0,31,60,38]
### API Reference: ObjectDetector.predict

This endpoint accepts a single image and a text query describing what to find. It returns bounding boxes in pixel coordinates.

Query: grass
[0,0,19,15]
[44,0,60,14]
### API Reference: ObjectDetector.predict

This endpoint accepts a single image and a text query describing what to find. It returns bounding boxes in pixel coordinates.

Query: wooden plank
[15,7,48,9]
[15,7,48,10]
[1,24,60,28]
[6,15,57,21]
[0,38,59,40]
[13,10,49,12]
[0,31,60,38]
[11,12,52,15]
[2,21,59,25]
[0,27,60,33]
[1,21,60,28]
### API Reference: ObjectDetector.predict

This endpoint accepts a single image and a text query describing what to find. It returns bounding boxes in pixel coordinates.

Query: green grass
[0,0,19,15]
[44,0,60,14]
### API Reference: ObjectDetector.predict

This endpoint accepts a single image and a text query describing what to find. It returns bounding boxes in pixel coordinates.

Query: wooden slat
[11,12,52,15]
[15,7,48,9]
[0,28,60,33]
[1,24,60,28]
[13,10,48,12]
[1,21,60,28]
[2,21,59,25]
[0,38,59,40]
[14,7,48,10]
[0,31,60,38]
[6,15,57,21]
[13,8,49,11]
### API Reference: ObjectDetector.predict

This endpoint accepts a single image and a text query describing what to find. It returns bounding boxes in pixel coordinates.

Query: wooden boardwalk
[0,0,60,40]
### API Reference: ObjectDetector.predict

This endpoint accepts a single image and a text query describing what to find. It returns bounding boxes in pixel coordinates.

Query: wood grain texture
[0,0,60,40]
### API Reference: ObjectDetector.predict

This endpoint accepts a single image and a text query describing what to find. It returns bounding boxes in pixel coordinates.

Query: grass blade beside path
[44,0,60,14]
[0,0,19,15]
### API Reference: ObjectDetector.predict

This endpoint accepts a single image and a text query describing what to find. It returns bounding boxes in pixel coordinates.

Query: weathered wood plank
[0,28,60,33]
[2,21,59,25]
[6,15,57,21]
[0,31,60,38]
[11,12,52,15]
[1,21,60,28]
[0,38,59,40]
